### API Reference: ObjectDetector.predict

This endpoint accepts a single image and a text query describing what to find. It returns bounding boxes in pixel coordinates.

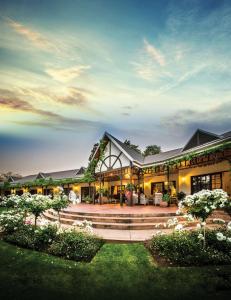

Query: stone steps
[43,208,231,231]
[47,210,185,224]
[43,211,196,230]
[61,210,177,218]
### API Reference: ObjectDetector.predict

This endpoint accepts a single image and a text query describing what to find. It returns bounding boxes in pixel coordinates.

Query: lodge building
[0,128,231,204]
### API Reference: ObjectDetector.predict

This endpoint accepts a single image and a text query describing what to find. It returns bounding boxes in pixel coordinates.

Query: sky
[0,0,230,175]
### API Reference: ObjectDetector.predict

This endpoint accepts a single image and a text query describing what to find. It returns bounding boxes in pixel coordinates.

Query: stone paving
[64,203,177,215]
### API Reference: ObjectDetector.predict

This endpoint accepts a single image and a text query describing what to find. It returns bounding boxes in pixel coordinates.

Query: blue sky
[0,0,230,175]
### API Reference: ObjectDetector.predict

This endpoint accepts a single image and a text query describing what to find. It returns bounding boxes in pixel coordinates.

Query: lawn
[0,240,231,300]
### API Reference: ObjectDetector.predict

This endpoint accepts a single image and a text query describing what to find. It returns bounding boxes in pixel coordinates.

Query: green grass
[0,241,231,300]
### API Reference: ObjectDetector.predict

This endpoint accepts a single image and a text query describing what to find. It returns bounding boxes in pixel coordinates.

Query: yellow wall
[143,173,178,197]
[178,160,231,195]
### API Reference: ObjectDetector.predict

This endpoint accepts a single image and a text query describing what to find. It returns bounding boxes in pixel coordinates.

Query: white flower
[174,224,183,231]
[196,223,201,229]
[216,232,226,241]
[227,222,231,231]
[198,233,204,240]
[227,237,231,243]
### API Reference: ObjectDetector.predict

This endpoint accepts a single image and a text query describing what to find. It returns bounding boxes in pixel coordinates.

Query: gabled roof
[220,131,231,138]
[182,129,220,151]
[105,132,144,164]
[15,174,38,184]
[44,169,83,180]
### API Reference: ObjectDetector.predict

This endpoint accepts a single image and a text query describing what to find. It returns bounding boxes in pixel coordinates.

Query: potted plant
[160,193,170,207]
[84,196,93,204]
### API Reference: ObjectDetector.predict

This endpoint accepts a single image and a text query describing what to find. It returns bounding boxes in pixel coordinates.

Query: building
[0,128,230,204]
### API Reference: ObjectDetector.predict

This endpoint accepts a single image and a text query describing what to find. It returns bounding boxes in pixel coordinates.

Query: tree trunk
[58,211,61,228]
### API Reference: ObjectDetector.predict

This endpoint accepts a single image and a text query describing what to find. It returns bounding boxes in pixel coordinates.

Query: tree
[88,143,99,161]
[124,139,142,154]
[51,192,69,227]
[143,145,161,157]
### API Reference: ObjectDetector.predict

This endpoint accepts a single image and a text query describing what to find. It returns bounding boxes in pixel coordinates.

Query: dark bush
[48,231,104,262]
[149,229,231,266]
[4,224,57,251]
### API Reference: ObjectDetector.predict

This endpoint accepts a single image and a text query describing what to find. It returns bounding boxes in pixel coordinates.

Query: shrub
[50,193,69,226]
[0,210,24,234]
[149,229,231,266]
[4,224,58,251]
[48,230,104,262]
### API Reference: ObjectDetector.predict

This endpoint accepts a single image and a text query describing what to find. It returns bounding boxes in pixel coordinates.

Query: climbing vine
[143,141,231,174]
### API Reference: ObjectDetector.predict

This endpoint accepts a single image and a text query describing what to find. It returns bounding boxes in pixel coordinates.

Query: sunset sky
[0,0,230,175]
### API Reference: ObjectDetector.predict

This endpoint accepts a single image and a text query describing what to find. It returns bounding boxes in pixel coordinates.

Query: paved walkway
[92,228,173,242]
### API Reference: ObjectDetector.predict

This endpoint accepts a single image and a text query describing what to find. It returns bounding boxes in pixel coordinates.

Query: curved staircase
[44,209,199,230]
[43,207,230,242]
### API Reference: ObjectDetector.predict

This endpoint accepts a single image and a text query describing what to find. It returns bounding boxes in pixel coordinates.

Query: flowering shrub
[0,195,22,209]
[48,230,104,262]
[177,189,229,221]
[4,223,58,251]
[0,210,24,233]
[177,189,230,248]
[149,228,231,266]
[26,194,52,227]
[73,219,93,234]
[50,193,69,226]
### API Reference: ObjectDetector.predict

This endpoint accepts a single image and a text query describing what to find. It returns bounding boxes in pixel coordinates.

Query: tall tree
[88,143,99,161]
[143,145,161,157]
[124,139,142,154]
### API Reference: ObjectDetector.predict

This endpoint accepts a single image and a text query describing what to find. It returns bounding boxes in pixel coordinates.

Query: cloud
[57,87,90,106]
[0,88,103,131]
[45,65,91,82]
[161,101,231,136]
[0,89,59,118]
[143,39,165,66]
[6,18,57,52]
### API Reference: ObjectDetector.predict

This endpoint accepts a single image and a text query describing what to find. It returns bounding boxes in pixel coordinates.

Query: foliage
[142,141,231,173]
[83,196,93,203]
[177,191,186,201]
[149,229,231,266]
[0,194,22,209]
[4,223,58,251]
[143,145,161,157]
[73,219,93,234]
[125,183,135,191]
[48,230,104,262]
[124,139,142,154]
[162,193,170,203]
[0,210,24,234]
[88,142,99,161]
[177,189,230,222]
[51,191,69,226]
[26,194,52,227]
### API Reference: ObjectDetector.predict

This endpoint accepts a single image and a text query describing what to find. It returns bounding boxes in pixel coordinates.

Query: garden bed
[2,224,104,262]
[148,229,231,266]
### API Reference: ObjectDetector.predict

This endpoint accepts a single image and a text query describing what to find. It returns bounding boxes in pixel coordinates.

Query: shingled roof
[12,168,85,184]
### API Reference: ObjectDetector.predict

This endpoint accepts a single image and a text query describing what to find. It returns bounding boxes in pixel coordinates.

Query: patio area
[64,203,177,215]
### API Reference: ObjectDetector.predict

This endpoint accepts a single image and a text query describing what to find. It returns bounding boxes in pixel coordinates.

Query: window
[151,181,177,195]
[151,182,164,194]
[191,173,222,194]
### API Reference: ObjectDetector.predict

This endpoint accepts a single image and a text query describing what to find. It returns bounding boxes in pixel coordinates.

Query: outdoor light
[181,177,186,183]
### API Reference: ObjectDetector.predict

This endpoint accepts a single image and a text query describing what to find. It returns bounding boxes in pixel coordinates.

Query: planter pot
[160,201,168,207]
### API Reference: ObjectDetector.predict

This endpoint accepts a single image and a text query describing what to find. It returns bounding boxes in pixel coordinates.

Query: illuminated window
[191,173,222,194]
